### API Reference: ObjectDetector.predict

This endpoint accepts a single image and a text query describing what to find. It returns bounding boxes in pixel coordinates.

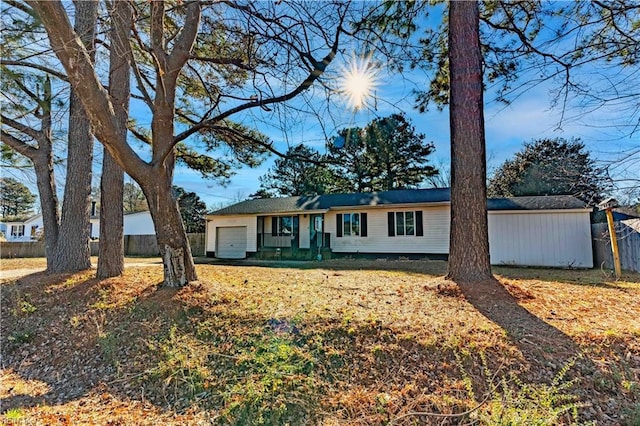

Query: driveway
[0,267,47,280]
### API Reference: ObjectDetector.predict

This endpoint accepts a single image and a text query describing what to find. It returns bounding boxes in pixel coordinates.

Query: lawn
[1,259,638,425]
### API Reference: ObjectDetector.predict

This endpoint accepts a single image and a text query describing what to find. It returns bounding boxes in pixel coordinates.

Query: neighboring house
[4,213,102,242]
[4,214,45,242]
[123,210,155,235]
[4,202,102,242]
[2,210,153,242]
[612,207,640,221]
[205,188,594,268]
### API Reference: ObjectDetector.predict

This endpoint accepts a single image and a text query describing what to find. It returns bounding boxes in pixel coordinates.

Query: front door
[310,214,323,249]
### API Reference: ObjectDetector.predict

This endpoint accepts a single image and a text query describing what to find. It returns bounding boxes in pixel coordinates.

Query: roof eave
[488,207,592,214]
[328,201,451,211]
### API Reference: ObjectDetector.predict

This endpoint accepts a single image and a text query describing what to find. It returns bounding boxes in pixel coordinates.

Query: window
[395,211,414,236]
[10,225,24,237]
[336,213,367,237]
[388,211,423,237]
[342,213,360,236]
[271,216,298,236]
[279,216,293,235]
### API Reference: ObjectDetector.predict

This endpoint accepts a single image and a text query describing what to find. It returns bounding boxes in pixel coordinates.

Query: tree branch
[1,114,41,140]
[150,1,168,76]
[0,59,69,81]
[190,55,253,70]
[1,129,38,158]
[166,1,201,75]
[174,24,343,145]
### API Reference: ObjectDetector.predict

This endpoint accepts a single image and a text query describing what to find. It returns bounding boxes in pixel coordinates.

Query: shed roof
[209,188,589,216]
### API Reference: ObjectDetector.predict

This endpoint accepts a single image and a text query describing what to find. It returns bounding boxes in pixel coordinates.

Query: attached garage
[216,226,247,259]
[488,210,593,268]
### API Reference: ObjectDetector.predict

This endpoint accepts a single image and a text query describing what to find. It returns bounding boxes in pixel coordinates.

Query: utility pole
[599,198,621,279]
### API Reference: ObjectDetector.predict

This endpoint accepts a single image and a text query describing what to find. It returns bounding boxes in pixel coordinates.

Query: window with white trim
[395,211,415,236]
[344,213,359,236]
[388,211,424,237]
[10,225,25,237]
[336,212,368,237]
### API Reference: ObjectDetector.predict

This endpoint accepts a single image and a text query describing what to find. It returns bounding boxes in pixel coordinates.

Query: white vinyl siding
[206,215,257,254]
[90,218,99,238]
[206,204,593,267]
[216,226,247,259]
[488,210,593,268]
[327,206,450,254]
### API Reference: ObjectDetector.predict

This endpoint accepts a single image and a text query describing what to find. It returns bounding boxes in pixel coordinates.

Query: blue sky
[168,57,639,209]
[5,1,636,212]
[163,0,639,208]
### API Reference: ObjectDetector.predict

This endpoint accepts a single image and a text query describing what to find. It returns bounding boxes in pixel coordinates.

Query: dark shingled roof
[209,188,589,216]
[486,195,589,211]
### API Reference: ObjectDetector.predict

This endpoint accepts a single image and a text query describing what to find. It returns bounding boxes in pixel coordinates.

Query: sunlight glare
[338,56,379,111]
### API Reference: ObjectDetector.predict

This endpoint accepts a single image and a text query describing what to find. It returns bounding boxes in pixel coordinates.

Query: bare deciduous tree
[29,0,364,286]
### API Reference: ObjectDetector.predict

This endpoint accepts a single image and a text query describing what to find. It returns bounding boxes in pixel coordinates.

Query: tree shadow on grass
[493,266,640,290]
[2,266,635,424]
[0,270,172,416]
[454,277,590,373]
[195,256,450,277]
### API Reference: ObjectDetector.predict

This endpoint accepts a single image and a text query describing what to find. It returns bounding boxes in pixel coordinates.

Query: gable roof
[2,213,42,225]
[209,188,590,216]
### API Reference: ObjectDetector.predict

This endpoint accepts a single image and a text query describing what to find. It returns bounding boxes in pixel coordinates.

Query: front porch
[256,214,330,259]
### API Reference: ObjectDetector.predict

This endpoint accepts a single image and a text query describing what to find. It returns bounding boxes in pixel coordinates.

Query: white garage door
[216,226,247,259]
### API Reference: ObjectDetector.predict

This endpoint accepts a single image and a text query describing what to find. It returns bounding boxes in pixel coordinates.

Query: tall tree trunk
[97,152,124,278]
[30,0,201,286]
[97,0,133,279]
[49,0,98,273]
[2,76,61,270]
[33,77,60,269]
[142,173,197,287]
[32,148,59,270]
[446,0,493,283]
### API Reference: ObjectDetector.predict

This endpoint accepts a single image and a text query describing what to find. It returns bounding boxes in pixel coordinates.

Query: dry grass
[1,259,639,425]
[0,256,161,271]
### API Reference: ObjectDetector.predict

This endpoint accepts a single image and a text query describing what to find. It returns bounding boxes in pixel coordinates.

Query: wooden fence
[124,233,205,256]
[1,234,205,259]
[592,221,640,273]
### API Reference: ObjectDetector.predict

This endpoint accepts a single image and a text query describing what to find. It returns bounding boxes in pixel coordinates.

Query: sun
[337,56,379,111]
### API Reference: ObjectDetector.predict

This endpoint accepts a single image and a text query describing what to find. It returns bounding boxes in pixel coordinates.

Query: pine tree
[488,138,610,204]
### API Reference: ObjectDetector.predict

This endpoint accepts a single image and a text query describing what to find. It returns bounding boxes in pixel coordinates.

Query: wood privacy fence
[592,221,640,273]
[1,233,205,259]
[124,233,205,257]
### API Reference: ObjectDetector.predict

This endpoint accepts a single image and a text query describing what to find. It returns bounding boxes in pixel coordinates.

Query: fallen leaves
[0,259,638,424]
